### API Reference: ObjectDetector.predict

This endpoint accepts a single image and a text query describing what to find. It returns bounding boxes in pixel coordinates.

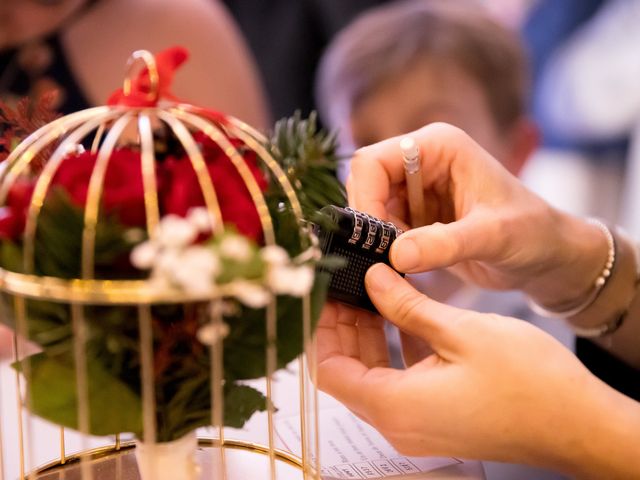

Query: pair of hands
[316,124,621,474]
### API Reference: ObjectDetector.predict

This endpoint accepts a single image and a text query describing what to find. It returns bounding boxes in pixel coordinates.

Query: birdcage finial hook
[123,50,160,103]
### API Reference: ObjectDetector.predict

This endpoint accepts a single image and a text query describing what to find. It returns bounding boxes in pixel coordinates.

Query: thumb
[365,264,467,355]
[390,213,496,273]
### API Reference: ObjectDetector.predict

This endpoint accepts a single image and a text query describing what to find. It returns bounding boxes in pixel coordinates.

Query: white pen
[400,136,427,227]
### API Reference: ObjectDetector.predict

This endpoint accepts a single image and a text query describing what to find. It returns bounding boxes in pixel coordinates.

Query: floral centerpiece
[0,47,345,479]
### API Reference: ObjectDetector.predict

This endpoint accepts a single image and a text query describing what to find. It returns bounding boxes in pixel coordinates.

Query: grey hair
[315,0,527,133]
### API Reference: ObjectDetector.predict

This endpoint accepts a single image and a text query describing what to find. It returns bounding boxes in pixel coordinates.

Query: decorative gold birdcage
[0,49,330,480]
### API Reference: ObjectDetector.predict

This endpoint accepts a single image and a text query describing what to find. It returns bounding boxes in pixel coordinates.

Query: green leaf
[317,255,346,271]
[155,373,267,441]
[223,270,331,381]
[223,384,267,428]
[22,352,143,436]
[33,189,139,279]
[0,241,23,272]
[0,295,72,349]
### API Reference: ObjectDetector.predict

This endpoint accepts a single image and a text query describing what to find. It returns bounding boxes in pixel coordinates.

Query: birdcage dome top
[0,48,310,306]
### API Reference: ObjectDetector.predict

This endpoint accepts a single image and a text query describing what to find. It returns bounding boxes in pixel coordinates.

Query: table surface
[0,360,485,480]
[29,444,485,480]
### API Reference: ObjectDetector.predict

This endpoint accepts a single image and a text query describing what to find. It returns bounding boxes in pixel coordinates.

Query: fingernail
[391,237,420,272]
[366,263,400,294]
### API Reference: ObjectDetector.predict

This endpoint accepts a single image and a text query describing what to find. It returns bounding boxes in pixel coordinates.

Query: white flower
[187,207,213,233]
[293,245,321,263]
[229,281,272,308]
[286,265,315,296]
[183,246,220,276]
[174,270,217,296]
[155,249,181,277]
[172,246,220,296]
[130,241,158,269]
[209,300,238,318]
[197,322,230,346]
[218,235,252,262]
[148,272,173,291]
[62,143,85,156]
[268,265,314,296]
[156,215,198,248]
[260,245,289,265]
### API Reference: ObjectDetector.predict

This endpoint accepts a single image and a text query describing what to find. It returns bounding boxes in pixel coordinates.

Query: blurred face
[0,0,86,48]
[349,58,520,172]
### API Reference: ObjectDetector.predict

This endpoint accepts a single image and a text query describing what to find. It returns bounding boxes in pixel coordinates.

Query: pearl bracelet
[568,310,626,338]
[570,241,640,338]
[528,219,615,321]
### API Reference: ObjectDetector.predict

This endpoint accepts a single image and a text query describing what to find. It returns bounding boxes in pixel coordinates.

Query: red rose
[0,207,22,241]
[0,178,35,241]
[101,149,147,226]
[159,155,205,218]
[7,178,35,212]
[31,132,266,240]
[51,149,147,227]
[161,132,267,241]
[50,151,94,206]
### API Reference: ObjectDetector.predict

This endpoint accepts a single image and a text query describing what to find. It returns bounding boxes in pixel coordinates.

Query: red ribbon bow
[107,46,189,107]
[107,46,228,125]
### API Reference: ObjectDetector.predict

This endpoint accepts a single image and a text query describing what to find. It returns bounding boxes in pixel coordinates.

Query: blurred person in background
[481,0,539,28]
[316,0,537,197]
[521,0,606,84]
[530,0,640,239]
[0,0,269,129]
[519,0,623,225]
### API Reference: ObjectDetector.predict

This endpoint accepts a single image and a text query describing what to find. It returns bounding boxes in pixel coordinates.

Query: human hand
[317,264,640,477]
[346,123,607,307]
[316,301,390,374]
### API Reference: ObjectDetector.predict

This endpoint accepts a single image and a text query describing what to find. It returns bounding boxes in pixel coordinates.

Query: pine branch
[0,91,61,168]
[268,111,346,220]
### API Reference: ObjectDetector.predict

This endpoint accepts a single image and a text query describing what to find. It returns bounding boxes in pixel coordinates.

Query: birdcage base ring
[32,438,315,480]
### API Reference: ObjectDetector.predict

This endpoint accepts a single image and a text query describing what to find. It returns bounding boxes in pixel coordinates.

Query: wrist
[565,227,638,330]
[524,210,607,308]
[527,215,639,344]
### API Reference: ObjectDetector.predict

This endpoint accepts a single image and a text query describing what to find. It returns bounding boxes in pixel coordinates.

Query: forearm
[555,381,640,479]
[509,365,640,479]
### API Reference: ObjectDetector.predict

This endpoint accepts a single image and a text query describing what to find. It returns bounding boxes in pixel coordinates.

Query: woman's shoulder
[65,0,246,74]
[63,0,270,127]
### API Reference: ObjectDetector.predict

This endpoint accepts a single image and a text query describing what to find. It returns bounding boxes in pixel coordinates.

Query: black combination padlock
[315,205,404,312]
